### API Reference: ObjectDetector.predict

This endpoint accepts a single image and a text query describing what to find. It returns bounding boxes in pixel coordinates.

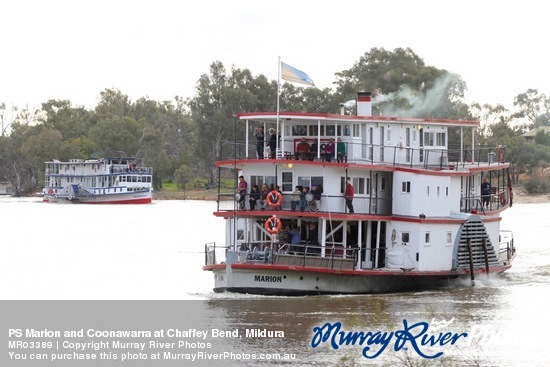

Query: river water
[1,197,549,366]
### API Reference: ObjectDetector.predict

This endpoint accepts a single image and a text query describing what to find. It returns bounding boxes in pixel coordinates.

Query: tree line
[1,47,550,196]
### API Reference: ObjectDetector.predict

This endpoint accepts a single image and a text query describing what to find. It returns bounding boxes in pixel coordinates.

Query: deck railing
[204,242,358,270]
[219,140,507,169]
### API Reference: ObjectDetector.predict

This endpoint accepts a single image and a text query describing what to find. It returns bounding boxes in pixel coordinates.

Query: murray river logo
[311,318,466,359]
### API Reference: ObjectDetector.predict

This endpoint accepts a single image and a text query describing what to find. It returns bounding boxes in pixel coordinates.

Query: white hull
[205,248,515,296]
[43,190,152,204]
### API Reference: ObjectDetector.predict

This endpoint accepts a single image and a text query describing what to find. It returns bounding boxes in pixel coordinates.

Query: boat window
[250,175,277,190]
[355,177,365,195]
[292,125,307,136]
[308,125,317,136]
[436,132,446,146]
[423,131,445,147]
[343,125,351,136]
[401,232,410,244]
[353,124,360,137]
[446,232,452,245]
[401,181,411,193]
[281,172,293,192]
[297,176,323,191]
[326,125,335,136]
[425,232,430,244]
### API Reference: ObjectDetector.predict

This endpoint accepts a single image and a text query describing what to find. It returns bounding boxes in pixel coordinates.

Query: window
[386,128,391,142]
[425,232,430,243]
[424,131,446,147]
[353,124,360,137]
[343,125,351,136]
[401,232,410,244]
[340,177,365,195]
[436,132,446,146]
[402,181,411,193]
[380,177,386,191]
[437,186,440,196]
[297,176,324,191]
[309,125,318,136]
[446,187,449,196]
[326,125,335,136]
[281,172,293,192]
[446,232,452,246]
[292,125,307,136]
[427,186,430,196]
[251,175,277,189]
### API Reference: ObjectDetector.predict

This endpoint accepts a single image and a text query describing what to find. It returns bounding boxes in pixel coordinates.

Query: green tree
[174,163,194,197]
[513,89,550,129]
[333,47,470,120]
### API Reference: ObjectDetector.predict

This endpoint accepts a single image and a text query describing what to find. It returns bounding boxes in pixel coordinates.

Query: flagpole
[276,56,281,155]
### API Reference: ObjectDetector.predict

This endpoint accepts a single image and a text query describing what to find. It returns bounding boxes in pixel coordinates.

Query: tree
[513,89,550,130]
[333,47,471,120]
[188,61,277,183]
[174,164,194,198]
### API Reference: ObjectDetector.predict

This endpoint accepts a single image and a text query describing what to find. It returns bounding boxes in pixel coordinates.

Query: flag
[281,61,315,86]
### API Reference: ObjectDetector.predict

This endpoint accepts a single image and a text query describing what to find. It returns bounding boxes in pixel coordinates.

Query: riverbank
[153,187,550,204]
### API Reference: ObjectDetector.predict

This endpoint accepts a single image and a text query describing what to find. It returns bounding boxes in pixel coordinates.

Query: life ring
[265,216,282,234]
[267,190,283,208]
[47,189,54,195]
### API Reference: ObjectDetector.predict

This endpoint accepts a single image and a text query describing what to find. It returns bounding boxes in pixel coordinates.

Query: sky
[2,0,549,113]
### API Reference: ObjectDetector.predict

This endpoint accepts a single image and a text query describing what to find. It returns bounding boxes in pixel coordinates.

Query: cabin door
[405,127,411,162]
[368,127,374,161]
[361,124,367,159]
[379,126,385,161]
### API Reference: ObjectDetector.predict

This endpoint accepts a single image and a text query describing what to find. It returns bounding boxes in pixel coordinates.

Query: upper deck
[217,110,506,174]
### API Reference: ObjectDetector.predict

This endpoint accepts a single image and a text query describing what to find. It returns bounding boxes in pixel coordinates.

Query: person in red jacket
[344,178,354,213]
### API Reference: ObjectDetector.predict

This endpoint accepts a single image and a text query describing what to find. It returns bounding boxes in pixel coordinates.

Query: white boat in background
[203,92,516,295]
[42,157,153,204]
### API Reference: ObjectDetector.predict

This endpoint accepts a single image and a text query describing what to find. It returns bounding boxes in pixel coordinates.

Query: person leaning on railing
[337,138,347,163]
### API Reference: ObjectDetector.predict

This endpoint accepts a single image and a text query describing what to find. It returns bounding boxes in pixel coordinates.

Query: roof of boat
[237,112,479,127]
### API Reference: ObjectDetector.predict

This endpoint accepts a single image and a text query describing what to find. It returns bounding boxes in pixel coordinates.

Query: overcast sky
[2,0,548,112]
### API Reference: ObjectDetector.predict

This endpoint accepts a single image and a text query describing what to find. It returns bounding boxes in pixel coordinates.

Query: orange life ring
[265,216,282,234]
[267,190,283,208]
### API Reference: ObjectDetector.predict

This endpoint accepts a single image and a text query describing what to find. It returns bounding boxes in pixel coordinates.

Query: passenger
[236,175,247,210]
[481,177,491,208]
[259,184,269,210]
[295,138,310,160]
[299,186,308,212]
[344,178,355,213]
[290,185,302,211]
[254,126,265,159]
[289,227,301,253]
[337,138,347,163]
[309,141,318,161]
[310,184,322,211]
[268,128,277,159]
[324,138,335,162]
[275,185,283,210]
[249,184,260,210]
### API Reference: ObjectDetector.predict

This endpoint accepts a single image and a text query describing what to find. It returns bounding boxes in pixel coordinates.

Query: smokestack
[356,92,372,117]
[339,103,345,115]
